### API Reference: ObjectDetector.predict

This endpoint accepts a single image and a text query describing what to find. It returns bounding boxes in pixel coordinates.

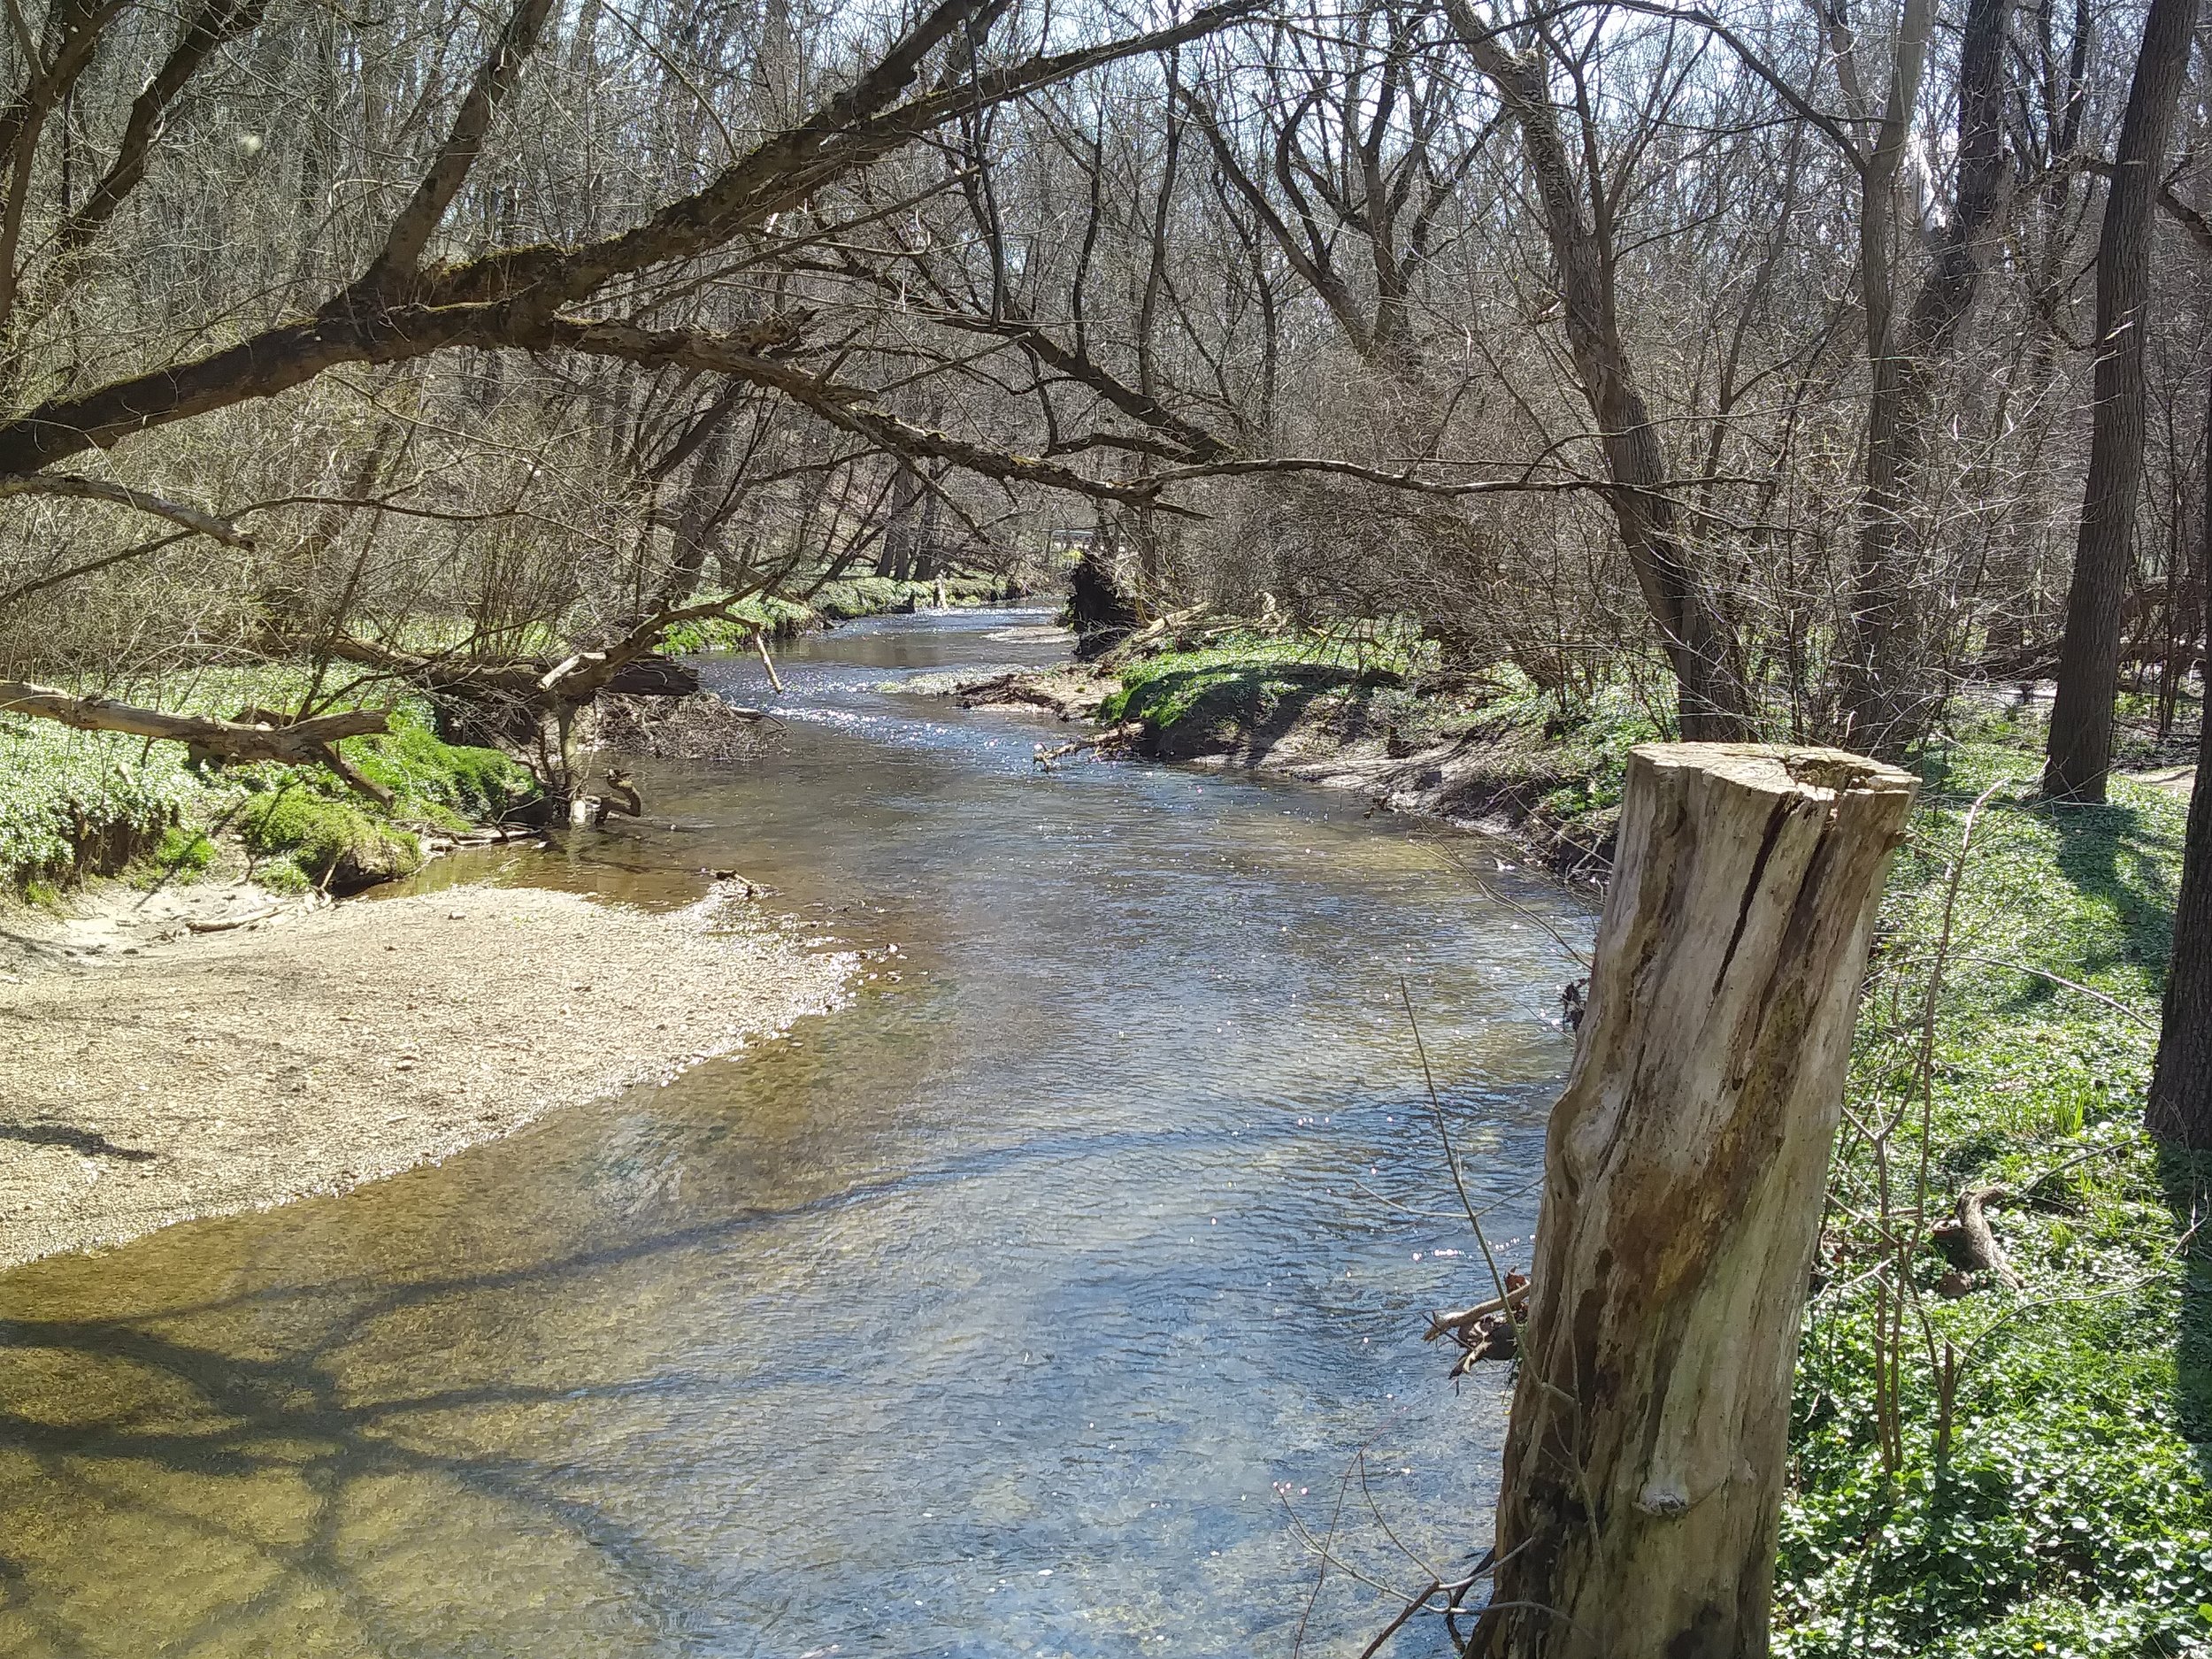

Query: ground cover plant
[0,695,534,895]
[1105,633,2210,1652]
[1777,741,2209,1657]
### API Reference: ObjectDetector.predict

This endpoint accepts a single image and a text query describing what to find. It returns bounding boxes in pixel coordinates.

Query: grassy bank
[662,573,1023,651]
[1777,746,2206,1658]
[0,572,1026,897]
[0,695,535,896]
[1084,630,2206,1648]
[1098,630,1657,873]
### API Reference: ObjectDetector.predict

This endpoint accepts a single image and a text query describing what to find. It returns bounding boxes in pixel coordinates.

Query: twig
[1399,978,1510,1310]
[1357,1577,1441,1659]
[754,629,786,693]
[1933,952,2158,1033]
[1431,842,1594,970]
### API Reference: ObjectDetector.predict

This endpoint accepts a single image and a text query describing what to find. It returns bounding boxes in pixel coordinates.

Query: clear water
[0,608,1588,1657]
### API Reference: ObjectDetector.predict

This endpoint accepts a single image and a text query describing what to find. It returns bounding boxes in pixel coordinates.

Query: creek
[0,607,1590,1657]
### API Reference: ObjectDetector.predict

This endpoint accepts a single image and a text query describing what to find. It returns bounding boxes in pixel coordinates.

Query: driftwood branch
[0,683,392,802]
[752,630,785,692]
[1425,1277,1534,1342]
[1932,1184,2022,1290]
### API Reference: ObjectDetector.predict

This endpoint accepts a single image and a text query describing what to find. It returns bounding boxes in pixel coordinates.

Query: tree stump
[1471,743,1916,1659]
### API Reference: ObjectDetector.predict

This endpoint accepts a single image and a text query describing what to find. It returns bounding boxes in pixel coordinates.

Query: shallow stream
[0,609,1589,1657]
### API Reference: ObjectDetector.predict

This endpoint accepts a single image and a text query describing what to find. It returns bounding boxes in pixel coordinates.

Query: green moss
[219,703,532,889]
[340,703,534,823]
[236,786,423,890]
[1101,633,1403,726]
[251,857,310,895]
[661,594,820,649]
[148,824,216,881]
[0,678,540,894]
[1102,635,1655,857]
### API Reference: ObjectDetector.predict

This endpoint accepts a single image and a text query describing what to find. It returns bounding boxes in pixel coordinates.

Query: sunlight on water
[0,608,1591,1657]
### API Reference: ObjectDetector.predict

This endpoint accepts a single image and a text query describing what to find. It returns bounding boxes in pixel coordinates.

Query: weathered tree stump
[1471,743,1916,1659]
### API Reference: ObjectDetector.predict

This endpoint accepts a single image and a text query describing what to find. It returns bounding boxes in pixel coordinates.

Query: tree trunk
[1470,742,1916,1659]
[1444,19,1751,741]
[2045,0,2202,803]
[1838,0,2008,761]
[2150,727,2212,1147]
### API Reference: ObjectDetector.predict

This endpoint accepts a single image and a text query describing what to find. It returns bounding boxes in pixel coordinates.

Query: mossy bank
[0,695,538,899]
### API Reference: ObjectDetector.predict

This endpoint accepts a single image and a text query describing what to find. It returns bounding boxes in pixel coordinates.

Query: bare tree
[2046,0,2203,801]
[1445,1,1754,738]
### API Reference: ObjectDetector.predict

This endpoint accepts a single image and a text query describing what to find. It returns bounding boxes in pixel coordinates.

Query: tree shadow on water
[0,1192,891,1656]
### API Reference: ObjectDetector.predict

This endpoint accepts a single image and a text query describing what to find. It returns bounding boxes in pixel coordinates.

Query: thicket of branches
[0,0,2198,784]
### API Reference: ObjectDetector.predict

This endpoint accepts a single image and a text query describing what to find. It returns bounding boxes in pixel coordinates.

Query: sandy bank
[0,882,849,1268]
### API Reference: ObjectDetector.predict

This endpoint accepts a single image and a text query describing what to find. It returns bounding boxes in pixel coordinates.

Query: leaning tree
[0,0,1257,787]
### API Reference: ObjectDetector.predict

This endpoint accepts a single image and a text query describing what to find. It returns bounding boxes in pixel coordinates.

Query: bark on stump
[1471,744,1916,1659]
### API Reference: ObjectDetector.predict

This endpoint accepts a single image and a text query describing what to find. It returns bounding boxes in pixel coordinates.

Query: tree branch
[0,0,1256,473]
[357,0,560,290]
[0,472,251,544]
[0,681,390,770]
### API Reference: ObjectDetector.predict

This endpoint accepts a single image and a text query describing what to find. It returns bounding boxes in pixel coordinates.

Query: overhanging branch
[0,473,252,546]
[0,682,392,795]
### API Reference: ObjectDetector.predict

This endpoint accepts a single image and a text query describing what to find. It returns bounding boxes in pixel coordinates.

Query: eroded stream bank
[0,607,1590,1657]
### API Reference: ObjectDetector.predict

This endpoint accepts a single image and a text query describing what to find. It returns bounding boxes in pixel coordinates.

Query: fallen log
[753,630,786,693]
[1468,743,1916,1659]
[0,682,392,788]
[183,906,281,933]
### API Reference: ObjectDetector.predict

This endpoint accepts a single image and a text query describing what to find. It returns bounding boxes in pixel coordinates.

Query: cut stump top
[1631,741,1918,803]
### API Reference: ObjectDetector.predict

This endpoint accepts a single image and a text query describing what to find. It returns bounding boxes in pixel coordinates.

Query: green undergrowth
[228,703,535,890]
[0,718,197,891]
[0,690,534,894]
[1777,743,2208,1657]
